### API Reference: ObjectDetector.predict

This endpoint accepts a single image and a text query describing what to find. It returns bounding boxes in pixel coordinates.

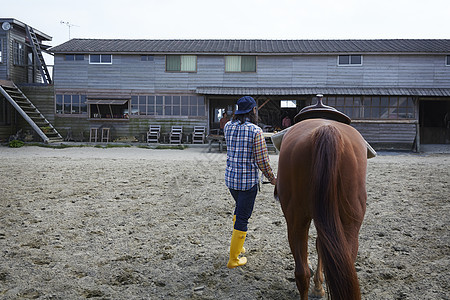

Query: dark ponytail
[232,110,258,124]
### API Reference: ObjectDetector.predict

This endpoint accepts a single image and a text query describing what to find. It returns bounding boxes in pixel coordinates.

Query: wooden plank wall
[27,51,450,147]
[12,84,419,148]
[59,118,208,143]
[0,25,44,84]
[0,34,7,80]
[53,54,450,91]
[8,26,28,83]
[16,85,55,140]
[352,121,417,150]
[19,85,208,143]
[0,124,15,142]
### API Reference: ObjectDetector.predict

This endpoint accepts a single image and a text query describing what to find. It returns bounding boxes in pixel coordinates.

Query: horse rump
[310,124,361,300]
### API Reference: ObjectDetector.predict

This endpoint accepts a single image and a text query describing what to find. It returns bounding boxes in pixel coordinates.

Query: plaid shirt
[224,119,275,191]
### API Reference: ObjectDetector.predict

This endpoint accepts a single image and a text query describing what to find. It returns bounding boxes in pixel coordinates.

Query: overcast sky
[2,0,450,50]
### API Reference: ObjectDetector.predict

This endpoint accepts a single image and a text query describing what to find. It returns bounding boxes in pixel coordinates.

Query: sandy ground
[0,145,449,299]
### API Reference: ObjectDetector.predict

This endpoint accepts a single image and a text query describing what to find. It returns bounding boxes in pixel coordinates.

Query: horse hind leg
[288,226,311,300]
[312,243,326,297]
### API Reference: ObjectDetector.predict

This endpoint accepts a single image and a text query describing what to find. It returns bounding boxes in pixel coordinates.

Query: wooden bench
[207,134,225,152]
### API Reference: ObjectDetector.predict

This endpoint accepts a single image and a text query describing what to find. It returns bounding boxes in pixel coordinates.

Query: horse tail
[310,125,360,300]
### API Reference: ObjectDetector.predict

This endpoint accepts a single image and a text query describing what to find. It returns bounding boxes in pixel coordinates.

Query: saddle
[293,95,352,125]
[272,95,376,158]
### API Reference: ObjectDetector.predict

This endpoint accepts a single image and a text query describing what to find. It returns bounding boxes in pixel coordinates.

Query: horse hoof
[312,288,325,297]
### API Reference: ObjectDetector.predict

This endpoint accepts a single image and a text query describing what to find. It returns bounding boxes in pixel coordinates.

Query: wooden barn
[0,18,61,143]
[1,18,450,150]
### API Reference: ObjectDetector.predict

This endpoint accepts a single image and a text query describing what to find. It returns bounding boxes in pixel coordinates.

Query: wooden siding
[39,51,450,148]
[13,84,422,149]
[352,121,417,150]
[8,26,29,83]
[19,85,55,123]
[17,85,55,139]
[16,85,209,143]
[54,54,450,92]
[19,85,209,142]
[0,25,43,84]
[51,117,208,143]
[0,34,8,80]
[0,125,15,141]
[0,100,16,141]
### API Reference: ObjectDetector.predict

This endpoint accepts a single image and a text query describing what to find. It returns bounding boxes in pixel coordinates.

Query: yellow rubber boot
[232,215,245,254]
[227,229,247,269]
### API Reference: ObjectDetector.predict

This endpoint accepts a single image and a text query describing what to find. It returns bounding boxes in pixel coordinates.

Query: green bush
[155,145,187,150]
[9,140,24,148]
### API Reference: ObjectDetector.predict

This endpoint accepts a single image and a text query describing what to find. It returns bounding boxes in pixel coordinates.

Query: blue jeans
[229,184,258,232]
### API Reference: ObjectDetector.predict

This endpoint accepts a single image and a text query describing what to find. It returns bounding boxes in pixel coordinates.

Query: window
[338,55,362,66]
[166,55,197,72]
[281,100,297,108]
[141,55,154,61]
[363,96,415,119]
[446,55,450,66]
[225,56,257,72]
[56,94,87,115]
[89,54,112,64]
[131,95,205,116]
[323,96,362,119]
[89,99,129,119]
[65,54,84,61]
[322,95,415,120]
[13,41,26,66]
[0,39,2,63]
[187,96,205,116]
[156,96,163,115]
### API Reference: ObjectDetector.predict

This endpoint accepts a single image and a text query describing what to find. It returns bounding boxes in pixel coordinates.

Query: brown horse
[277,118,367,300]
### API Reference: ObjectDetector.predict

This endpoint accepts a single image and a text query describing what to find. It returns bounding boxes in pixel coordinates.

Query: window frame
[89,101,129,120]
[141,55,154,61]
[225,55,257,73]
[55,94,88,115]
[131,95,205,117]
[337,55,363,66]
[65,54,85,61]
[89,54,113,64]
[165,55,197,72]
[13,40,26,66]
[322,95,416,120]
[280,100,297,108]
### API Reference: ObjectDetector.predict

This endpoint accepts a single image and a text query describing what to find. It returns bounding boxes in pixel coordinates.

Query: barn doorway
[209,97,236,134]
[208,95,309,134]
[419,99,450,144]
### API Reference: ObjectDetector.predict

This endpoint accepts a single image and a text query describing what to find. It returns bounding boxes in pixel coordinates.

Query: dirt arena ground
[0,146,448,299]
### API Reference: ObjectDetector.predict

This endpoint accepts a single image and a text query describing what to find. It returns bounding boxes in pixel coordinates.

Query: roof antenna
[60,21,79,40]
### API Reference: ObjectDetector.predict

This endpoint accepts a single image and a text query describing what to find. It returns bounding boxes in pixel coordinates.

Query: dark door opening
[419,100,450,144]
[209,98,236,134]
[208,96,309,134]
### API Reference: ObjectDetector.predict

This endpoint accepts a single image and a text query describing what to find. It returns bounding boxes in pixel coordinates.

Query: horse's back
[282,118,366,155]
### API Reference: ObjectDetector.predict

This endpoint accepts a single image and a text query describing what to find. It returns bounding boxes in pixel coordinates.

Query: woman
[219,111,229,134]
[224,96,277,269]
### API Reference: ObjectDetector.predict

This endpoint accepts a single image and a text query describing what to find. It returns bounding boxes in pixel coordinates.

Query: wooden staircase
[25,25,52,85]
[0,80,62,143]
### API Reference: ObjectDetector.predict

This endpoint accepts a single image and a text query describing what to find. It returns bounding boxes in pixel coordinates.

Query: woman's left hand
[270,177,277,185]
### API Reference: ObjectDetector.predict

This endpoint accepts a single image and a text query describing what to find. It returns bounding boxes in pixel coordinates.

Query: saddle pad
[271,128,377,159]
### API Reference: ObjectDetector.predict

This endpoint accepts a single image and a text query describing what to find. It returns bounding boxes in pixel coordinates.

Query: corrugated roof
[195,87,450,97]
[49,39,450,54]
